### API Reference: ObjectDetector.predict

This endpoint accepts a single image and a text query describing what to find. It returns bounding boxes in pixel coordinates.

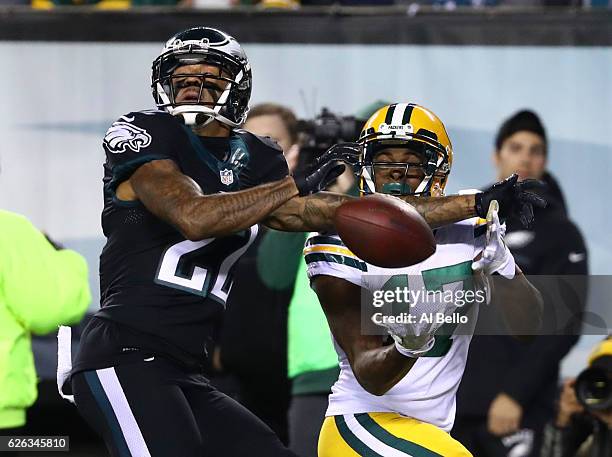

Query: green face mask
[381,182,412,196]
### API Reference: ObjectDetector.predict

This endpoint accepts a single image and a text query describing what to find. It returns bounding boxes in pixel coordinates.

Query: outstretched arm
[266,172,545,233]
[312,275,417,396]
[265,192,477,232]
[126,159,299,240]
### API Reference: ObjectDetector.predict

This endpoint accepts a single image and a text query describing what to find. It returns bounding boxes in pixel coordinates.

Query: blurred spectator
[258,0,300,8]
[300,0,393,4]
[31,0,131,8]
[454,110,589,457]
[216,103,302,444]
[31,0,185,8]
[0,210,90,455]
[244,104,300,172]
[540,337,612,456]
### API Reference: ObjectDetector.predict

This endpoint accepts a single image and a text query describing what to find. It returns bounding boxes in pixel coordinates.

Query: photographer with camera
[540,337,612,457]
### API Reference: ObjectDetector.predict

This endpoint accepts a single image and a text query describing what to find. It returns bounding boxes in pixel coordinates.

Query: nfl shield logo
[220,168,234,186]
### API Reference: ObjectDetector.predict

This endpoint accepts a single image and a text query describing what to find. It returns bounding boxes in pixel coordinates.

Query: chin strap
[170,106,216,127]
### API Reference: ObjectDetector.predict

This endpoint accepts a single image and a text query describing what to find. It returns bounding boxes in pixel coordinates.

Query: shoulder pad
[108,110,178,132]
[104,109,183,157]
[117,109,175,123]
[304,233,367,273]
[234,129,283,153]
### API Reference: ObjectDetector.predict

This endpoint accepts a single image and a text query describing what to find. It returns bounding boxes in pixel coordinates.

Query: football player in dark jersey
[65,27,545,457]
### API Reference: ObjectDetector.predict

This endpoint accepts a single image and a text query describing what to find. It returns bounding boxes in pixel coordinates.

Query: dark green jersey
[74,110,288,372]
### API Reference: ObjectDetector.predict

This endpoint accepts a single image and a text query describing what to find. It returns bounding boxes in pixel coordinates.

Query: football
[333,194,436,268]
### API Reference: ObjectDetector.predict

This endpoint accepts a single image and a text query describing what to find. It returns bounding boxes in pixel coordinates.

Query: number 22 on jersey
[155,226,258,304]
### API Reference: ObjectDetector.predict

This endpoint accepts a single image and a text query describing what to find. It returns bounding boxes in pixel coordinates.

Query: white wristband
[394,336,436,358]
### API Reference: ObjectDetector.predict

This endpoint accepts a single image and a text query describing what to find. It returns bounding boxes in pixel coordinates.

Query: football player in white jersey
[305,103,544,457]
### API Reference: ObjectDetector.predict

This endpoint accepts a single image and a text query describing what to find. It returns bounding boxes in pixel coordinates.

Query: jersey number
[381,261,473,357]
[155,227,257,303]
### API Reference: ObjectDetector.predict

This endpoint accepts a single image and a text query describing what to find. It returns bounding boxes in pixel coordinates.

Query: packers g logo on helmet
[357,103,453,197]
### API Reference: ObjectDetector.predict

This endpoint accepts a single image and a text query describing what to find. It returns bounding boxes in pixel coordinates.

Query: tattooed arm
[264,192,349,232]
[124,159,299,240]
[265,192,478,232]
[404,194,478,228]
[123,159,477,239]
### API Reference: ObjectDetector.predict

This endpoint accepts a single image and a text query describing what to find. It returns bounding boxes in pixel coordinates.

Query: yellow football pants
[318,413,472,457]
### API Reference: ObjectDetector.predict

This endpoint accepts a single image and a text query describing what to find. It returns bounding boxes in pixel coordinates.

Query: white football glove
[472,200,516,279]
[376,320,436,358]
[391,333,436,358]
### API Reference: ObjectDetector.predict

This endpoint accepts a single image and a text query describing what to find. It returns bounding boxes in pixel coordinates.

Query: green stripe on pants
[334,415,383,457]
[355,413,443,457]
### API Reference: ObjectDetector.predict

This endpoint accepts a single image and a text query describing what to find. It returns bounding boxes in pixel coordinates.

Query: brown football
[333,194,436,268]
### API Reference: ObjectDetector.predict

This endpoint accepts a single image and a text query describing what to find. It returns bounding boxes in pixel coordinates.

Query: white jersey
[305,217,495,432]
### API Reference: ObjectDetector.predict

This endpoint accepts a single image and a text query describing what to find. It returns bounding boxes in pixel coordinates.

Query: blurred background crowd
[0,3,611,457]
[0,0,611,10]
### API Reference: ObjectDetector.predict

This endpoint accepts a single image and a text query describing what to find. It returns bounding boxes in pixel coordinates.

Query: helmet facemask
[359,140,450,197]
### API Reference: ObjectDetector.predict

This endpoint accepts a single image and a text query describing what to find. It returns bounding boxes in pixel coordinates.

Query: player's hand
[472,200,516,279]
[390,332,436,358]
[293,153,346,196]
[487,393,523,436]
[556,378,583,427]
[315,142,362,169]
[378,318,436,358]
[475,174,547,228]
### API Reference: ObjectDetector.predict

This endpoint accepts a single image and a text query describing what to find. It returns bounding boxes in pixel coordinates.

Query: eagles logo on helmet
[151,27,252,128]
[357,103,453,198]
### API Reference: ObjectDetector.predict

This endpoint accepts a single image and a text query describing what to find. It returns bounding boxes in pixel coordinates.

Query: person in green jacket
[0,209,91,439]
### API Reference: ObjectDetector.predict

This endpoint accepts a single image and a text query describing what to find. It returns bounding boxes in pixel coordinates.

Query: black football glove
[475,173,547,228]
[293,143,360,196]
[293,159,346,196]
[313,142,362,169]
